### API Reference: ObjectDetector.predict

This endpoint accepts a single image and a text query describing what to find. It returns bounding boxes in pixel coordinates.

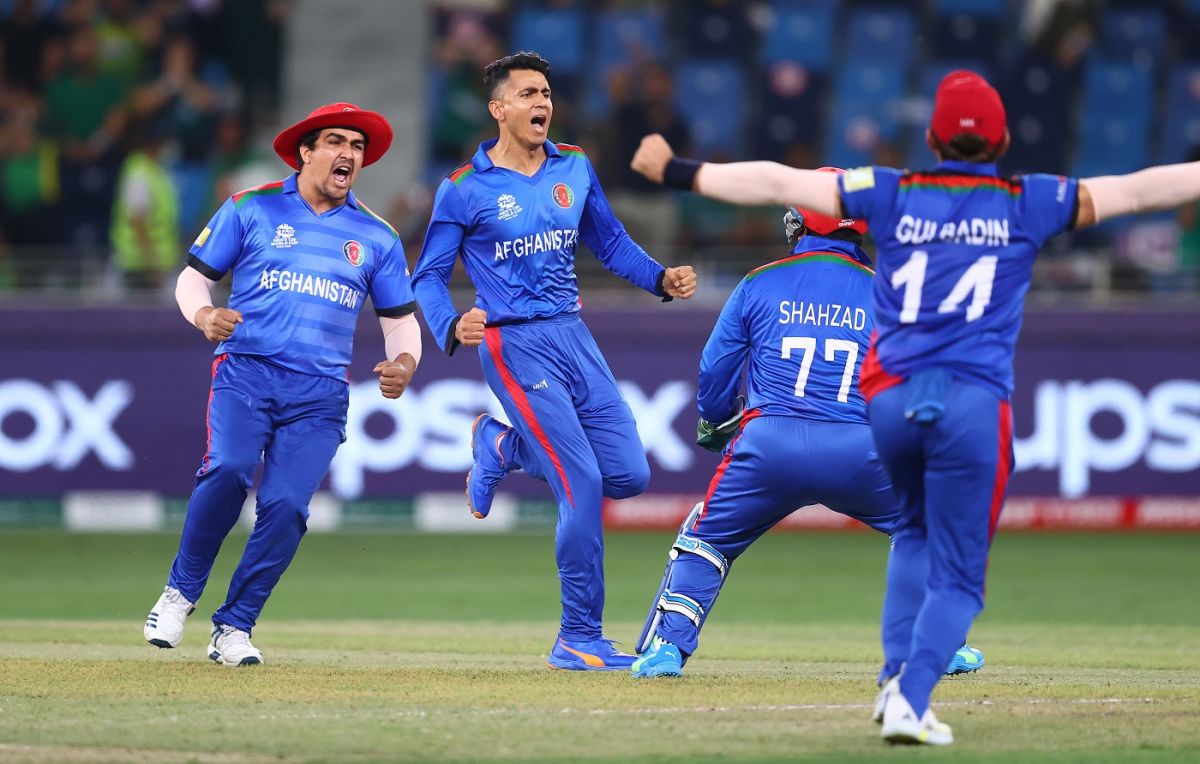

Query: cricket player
[632,183,982,682]
[631,70,1200,743]
[411,52,697,671]
[143,102,421,665]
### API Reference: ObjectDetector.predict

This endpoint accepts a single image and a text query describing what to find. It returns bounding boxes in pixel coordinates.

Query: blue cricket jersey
[699,236,876,425]
[412,139,667,353]
[186,174,416,380]
[839,161,1078,400]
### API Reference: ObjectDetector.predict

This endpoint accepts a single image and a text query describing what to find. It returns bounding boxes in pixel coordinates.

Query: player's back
[738,237,875,424]
[841,163,1077,399]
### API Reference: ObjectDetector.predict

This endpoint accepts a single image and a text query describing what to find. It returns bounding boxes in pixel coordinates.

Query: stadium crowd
[2,0,1198,296]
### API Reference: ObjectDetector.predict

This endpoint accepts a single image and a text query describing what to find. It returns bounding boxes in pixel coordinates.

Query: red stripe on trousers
[199,353,228,475]
[483,327,575,509]
[988,400,1013,540]
[694,409,762,530]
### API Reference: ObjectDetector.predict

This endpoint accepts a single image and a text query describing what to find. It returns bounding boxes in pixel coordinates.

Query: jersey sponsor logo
[894,214,1010,247]
[259,269,362,309]
[271,223,299,248]
[552,183,575,209]
[497,193,523,221]
[842,167,876,192]
[778,300,868,330]
[493,228,579,261]
[193,227,212,247]
[343,240,365,267]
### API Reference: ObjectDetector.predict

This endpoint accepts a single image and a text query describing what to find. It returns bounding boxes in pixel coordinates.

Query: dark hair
[932,132,1001,163]
[295,126,369,167]
[483,51,551,99]
[819,228,865,247]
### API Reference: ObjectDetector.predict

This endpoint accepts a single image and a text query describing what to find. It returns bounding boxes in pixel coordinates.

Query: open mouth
[331,164,352,187]
[531,115,547,134]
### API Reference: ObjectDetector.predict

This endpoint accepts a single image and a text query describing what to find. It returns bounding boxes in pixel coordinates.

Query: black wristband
[663,157,702,191]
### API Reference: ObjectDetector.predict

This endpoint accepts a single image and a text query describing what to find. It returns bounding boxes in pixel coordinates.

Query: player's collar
[790,235,873,268]
[283,172,359,210]
[935,159,999,177]
[473,138,560,171]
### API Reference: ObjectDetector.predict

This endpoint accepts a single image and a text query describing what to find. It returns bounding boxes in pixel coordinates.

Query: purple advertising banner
[1,306,1198,499]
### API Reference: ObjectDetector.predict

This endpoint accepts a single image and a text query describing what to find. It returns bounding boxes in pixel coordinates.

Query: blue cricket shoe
[466,414,509,519]
[945,644,986,675]
[631,636,683,678]
[546,637,637,671]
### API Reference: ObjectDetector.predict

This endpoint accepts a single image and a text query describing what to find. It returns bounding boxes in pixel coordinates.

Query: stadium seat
[905,60,993,171]
[754,61,828,160]
[674,59,746,156]
[1098,8,1166,69]
[999,55,1079,175]
[843,7,916,69]
[1071,59,1152,177]
[931,0,1008,64]
[511,6,586,75]
[1157,63,1200,165]
[584,8,667,117]
[826,60,907,169]
[760,0,835,72]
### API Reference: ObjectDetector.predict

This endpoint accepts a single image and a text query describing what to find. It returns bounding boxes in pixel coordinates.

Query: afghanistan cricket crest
[343,240,365,267]
[552,183,574,209]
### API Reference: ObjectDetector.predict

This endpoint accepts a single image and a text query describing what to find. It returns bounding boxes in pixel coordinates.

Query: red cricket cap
[930,70,1006,149]
[273,102,394,170]
[794,167,868,237]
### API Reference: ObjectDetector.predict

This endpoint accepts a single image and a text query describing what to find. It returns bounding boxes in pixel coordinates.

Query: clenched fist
[663,266,697,299]
[455,307,488,347]
[630,134,676,184]
[195,306,243,343]
[373,353,416,399]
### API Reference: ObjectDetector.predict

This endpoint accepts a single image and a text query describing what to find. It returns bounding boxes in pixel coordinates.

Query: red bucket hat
[930,70,1007,149]
[272,102,394,170]
[793,167,868,237]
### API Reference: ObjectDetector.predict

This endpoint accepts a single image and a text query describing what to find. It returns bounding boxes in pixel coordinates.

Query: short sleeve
[838,166,903,230]
[1017,174,1080,246]
[187,197,243,279]
[371,237,417,316]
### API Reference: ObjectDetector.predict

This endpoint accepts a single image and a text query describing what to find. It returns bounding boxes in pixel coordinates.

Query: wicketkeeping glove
[696,396,746,453]
[783,207,805,247]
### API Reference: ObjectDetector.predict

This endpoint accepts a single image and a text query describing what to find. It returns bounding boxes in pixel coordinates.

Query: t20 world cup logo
[343,240,364,267]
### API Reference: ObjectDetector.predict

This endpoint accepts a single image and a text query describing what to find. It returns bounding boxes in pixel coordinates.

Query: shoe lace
[215,624,253,650]
[162,587,193,611]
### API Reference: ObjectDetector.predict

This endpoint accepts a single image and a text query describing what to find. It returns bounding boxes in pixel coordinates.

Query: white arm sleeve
[380,314,423,368]
[175,266,217,326]
[1082,161,1200,224]
[695,163,842,216]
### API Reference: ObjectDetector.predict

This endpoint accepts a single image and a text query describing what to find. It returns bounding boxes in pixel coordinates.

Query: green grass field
[1,530,1197,762]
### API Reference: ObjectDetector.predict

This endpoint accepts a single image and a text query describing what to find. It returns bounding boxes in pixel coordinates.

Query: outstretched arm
[631,133,843,217]
[1076,160,1200,229]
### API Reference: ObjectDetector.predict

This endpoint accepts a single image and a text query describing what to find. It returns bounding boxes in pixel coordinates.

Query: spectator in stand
[109,117,179,292]
[429,9,503,163]
[41,23,128,280]
[603,61,689,256]
[0,91,60,288]
[0,0,64,92]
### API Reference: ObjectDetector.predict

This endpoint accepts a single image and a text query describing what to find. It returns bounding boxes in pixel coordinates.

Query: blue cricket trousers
[479,315,650,640]
[657,413,905,656]
[868,378,1013,717]
[168,353,347,633]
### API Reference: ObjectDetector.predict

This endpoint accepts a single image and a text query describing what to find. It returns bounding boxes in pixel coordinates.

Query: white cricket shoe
[880,691,953,746]
[144,586,195,648]
[872,674,900,724]
[207,624,264,666]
